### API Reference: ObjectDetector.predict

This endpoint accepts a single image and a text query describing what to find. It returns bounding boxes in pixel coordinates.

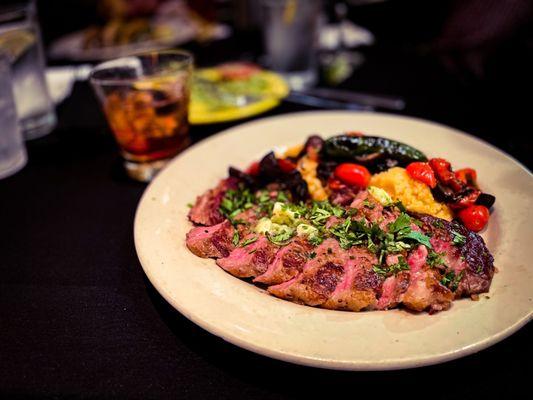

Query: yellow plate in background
[189,67,289,125]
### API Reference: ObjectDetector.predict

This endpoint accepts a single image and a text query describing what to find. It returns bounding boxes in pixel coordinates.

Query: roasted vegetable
[317,160,339,182]
[432,182,457,203]
[429,157,496,212]
[258,152,309,201]
[322,135,428,166]
[406,162,436,188]
[476,193,496,209]
[229,166,256,187]
[296,135,324,159]
[429,158,464,192]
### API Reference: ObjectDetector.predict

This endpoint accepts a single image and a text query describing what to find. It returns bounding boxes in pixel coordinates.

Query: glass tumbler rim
[89,49,193,86]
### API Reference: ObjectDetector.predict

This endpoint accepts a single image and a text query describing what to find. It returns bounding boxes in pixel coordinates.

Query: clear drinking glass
[0,53,27,179]
[0,1,56,140]
[261,0,322,90]
[90,50,193,182]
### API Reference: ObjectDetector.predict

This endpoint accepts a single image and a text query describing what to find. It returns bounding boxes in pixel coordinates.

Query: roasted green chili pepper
[322,135,428,165]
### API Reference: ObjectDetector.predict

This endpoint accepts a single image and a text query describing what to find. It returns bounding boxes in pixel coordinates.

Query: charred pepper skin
[322,135,428,166]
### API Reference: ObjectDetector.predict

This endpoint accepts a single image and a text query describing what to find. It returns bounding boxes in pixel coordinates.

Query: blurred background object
[48,0,231,61]
[432,0,533,80]
[260,0,322,90]
[190,61,290,124]
[0,0,56,140]
[0,53,27,179]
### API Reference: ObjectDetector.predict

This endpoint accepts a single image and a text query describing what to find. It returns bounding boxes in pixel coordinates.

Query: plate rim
[134,110,533,370]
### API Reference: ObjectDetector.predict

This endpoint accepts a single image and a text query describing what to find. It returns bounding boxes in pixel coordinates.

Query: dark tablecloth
[1,34,531,399]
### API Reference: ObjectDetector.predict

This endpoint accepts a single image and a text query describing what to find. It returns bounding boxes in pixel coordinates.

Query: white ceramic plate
[134,111,533,370]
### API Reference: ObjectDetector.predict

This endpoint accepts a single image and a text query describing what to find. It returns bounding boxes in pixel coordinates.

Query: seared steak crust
[186,221,235,258]
[188,178,237,226]
[216,235,279,278]
[254,238,311,285]
[415,214,495,296]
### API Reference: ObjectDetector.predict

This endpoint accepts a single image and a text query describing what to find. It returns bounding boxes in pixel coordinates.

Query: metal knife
[291,87,406,111]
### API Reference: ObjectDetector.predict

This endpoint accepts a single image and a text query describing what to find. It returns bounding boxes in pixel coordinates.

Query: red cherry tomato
[406,162,437,188]
[457,205,490,232]
[334,163,371,188]
[278,158,296,172]
[455,168,477,186]
[246,161,260,176]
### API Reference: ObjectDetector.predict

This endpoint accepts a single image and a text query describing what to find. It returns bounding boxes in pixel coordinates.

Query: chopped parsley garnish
[372,264,388,276]
[309,251,317,259]
[307,235,324,246]
[476,265,483,274]
[308,201,345,226]
[220,186,434,266]
[391,200,407,212]
[451,230,466,246]
[440,270,464,291]
[399,230,432,248]
[240,236,258,247]
[219,186,255,223]
[388,213,412,234]
[266,230,294,246]
[362,200,375,209]
[389,257,410,274]
[427,250,446,268]
[187,203,193,208]
[328,218,368,250]
[327,213,431,263]
[388,213,432,249]
[256,190,293,214]
[373,256,410,277]
[232,231,240,246]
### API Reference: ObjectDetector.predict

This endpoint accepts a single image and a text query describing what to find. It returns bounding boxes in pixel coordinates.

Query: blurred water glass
[0,53,27,179]
[90,50,193,182]
[261,0,321,90]
[0,1,56,140]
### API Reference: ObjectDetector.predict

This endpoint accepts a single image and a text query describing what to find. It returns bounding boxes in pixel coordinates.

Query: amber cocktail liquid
[90,51,192,181]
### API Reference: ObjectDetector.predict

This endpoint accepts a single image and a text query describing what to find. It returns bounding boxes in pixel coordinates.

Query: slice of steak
[349,190,399,230]
[234,207,263,238]
[322,247,382,311]
[185,220,235,258]
[401,245,454,313]
[376,254,410,310]
[188,178,237,226]
[376,272,410,310]
[216,235,278,278]
[268,239,348,306]
[415,214,495,296]
[330,187,358,206]
[254,238,311,285]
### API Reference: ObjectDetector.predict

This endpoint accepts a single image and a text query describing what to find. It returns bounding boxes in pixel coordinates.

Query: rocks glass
[90,50,193,182]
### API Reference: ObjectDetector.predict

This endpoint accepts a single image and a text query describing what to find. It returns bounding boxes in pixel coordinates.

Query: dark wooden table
[1,33,531,399]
